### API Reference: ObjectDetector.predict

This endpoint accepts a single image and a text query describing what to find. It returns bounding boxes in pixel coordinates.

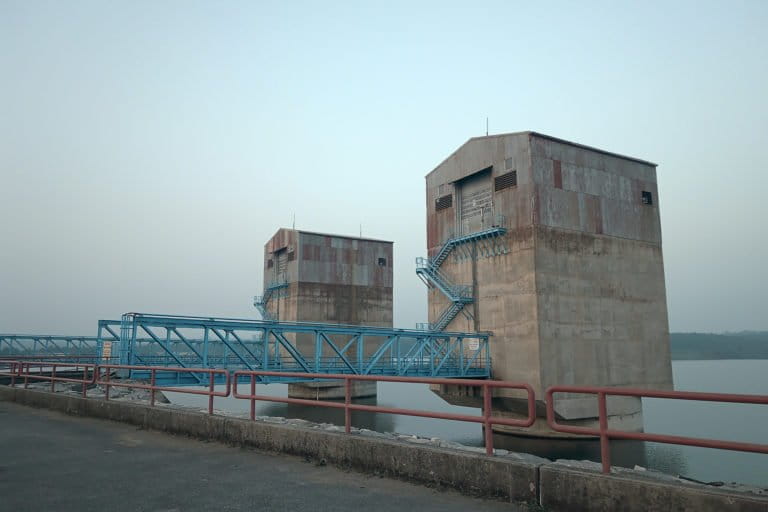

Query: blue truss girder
[109,313,491,383]
[0,335,99,356]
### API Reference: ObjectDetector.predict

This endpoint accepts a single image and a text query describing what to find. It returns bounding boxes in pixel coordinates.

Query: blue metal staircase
[415,257,473,331]
[416,216,507,331]
[253,280,289,320]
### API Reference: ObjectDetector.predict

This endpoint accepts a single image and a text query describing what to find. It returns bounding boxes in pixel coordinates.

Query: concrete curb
[539,464,768,512]
[1,386,766,511]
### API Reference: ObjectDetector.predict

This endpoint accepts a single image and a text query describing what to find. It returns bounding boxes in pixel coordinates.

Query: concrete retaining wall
[1,386,765,511]
[539,465,768,512]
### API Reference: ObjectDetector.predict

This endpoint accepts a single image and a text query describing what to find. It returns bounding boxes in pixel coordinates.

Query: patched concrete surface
[0,401,523,512]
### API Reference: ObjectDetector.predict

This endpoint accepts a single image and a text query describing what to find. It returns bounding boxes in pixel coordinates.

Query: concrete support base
[287,380,377,400]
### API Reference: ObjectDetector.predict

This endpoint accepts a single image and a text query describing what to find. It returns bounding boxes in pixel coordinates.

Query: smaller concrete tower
[256,228,393,398]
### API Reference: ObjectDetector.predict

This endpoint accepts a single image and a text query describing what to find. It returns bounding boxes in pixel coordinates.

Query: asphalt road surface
[0,401,523,511]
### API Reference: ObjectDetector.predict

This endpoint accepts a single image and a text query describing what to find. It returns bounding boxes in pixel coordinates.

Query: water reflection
[644,442,690,477]
[491,434,688,477]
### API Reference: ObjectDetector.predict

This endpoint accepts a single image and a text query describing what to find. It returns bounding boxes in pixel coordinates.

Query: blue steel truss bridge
[2,314,491,385]
[97,313,491,385]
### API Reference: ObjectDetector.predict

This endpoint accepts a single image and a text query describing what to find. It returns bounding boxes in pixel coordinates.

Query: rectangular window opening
[377,257,387,267]
[641,191,653,205]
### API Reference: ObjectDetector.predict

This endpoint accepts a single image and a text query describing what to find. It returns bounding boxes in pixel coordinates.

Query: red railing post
[344,377,352,434]
[250,375,256,421]
[51,365,56,392]
[208,372,214,415]
[82,365,88,398]
[104,366,111,401]
[10,362,16,387]
[23,363,29,388]
[598,391,611,473]
[483,382,493,455]
[150,369,156,407]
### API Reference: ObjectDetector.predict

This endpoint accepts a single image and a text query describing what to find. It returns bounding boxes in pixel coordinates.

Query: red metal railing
[16,361,97,397]
[232,371,536,455]
[0,360,20,387]
[96,364,230,415]
[546,385,768,473]
[4,360,768,471]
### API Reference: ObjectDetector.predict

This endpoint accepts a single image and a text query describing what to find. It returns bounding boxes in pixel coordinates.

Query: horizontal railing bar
[119,313,492,337]
[548,385,768,405]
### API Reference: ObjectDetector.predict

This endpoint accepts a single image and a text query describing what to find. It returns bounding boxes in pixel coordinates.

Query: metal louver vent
[435,194,453,211]
[494,171,517,191]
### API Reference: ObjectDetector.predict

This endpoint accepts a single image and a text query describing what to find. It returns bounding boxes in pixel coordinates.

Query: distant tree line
[671,331,768,360]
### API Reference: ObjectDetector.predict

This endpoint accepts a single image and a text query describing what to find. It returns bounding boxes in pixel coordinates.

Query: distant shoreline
[670,332,768,360]
[672,356,768,361]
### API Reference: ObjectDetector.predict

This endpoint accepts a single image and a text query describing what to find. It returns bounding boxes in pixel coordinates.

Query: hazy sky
[1,1,766,335]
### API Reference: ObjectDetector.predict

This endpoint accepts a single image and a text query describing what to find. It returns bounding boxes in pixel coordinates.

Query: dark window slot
[642,191,653,205]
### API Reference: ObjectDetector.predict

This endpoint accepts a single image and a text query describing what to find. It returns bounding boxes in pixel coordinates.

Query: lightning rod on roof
[486,117,489,136]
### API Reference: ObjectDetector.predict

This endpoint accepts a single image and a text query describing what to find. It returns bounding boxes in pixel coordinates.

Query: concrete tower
[424,132,673,435]
[257,228,393,398]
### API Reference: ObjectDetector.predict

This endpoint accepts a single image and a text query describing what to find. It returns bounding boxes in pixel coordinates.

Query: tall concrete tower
[256,228,393,398]
[423,132,673,434]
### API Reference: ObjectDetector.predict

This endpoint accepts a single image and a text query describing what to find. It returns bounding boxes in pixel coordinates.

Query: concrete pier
[259,229,393,400]
[288,380,377,400]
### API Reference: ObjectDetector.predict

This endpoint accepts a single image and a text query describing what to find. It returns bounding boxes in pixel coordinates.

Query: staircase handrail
[416,258,472,300]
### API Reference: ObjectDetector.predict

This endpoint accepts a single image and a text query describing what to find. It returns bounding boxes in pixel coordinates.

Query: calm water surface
[166,360,768,487]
